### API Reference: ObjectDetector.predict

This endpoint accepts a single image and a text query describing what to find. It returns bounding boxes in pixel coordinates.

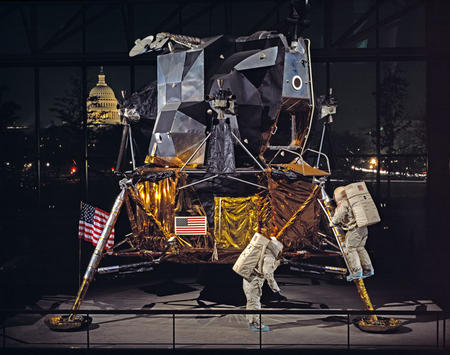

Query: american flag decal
[358,185,364,191]
[175,216,207,235]
[79,202,114,249]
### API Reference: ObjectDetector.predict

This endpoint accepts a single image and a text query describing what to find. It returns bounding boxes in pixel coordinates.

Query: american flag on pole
[79,202,114,249]
[175,216,207,235]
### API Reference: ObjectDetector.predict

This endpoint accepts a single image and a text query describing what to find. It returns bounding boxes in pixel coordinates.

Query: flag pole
[78,234,81,289]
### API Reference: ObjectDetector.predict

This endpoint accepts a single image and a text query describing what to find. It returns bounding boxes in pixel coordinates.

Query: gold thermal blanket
[268,177,321,250]
[136,176,178,236]
[214,195,265,249]
[131,174,322,253]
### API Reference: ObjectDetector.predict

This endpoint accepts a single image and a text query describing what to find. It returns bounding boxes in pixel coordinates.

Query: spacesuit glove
[273,291,287,301]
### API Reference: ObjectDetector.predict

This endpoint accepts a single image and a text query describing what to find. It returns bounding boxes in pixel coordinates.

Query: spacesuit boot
[362,268,374,279]
[346,271,363,282]
[248,322,270,332]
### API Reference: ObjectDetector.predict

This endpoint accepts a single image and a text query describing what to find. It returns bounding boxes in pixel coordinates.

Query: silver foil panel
[234,46,278,71]
[153,48,206,164]
[181,51,204,102]
[154,132,177,157]
[282,39,311,100]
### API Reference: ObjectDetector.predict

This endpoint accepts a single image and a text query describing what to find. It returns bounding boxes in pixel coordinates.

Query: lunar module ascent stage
[46,29,401,333]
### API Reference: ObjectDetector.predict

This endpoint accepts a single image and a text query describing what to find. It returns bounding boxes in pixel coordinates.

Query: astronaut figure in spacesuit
[241,236,286,332]
[331,186,375,281]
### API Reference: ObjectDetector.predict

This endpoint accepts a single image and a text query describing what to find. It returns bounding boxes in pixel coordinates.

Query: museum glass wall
[0,0,427,291]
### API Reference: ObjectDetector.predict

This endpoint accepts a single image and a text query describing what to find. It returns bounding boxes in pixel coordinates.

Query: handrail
[304,148,331,174]
[1,308,447,350]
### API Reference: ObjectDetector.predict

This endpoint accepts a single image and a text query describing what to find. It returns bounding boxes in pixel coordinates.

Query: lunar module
[46,7,401,333]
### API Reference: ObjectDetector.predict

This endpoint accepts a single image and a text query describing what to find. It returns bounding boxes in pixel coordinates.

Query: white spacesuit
[331,186,374,281]
[236,235,285,331]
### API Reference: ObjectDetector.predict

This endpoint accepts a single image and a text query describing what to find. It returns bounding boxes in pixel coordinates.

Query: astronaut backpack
[344,181,381,227]
[232,232,270,280]
[267,237,284,258]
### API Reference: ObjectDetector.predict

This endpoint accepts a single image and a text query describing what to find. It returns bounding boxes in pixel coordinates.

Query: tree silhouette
[0,86,24,170]
[0,86,21,133]
[378,67,409,157]
[0,86,35,210]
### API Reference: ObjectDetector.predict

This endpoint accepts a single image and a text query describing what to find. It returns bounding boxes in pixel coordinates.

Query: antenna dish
[129,35,154,57]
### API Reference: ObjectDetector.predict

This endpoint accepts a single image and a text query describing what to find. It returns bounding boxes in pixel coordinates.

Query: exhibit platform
[1,269,449,353]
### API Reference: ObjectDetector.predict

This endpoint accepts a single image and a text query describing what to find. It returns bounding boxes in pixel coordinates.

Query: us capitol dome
[87,67,120,126]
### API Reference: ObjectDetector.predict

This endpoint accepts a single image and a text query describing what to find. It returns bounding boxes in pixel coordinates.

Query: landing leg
[318,193,402,333]
[353,279,402,333]
[45,187,127,331]
[353,279,377,322]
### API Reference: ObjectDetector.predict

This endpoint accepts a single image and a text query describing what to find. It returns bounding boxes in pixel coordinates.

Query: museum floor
[2,267,449,352]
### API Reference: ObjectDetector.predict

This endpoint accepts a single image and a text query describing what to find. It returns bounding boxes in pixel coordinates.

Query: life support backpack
[344,181,381,228]
[232,232,270,280]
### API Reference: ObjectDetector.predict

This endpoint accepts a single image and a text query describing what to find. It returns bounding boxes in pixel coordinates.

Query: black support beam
[425,0,450,307]
[0,47,427,68]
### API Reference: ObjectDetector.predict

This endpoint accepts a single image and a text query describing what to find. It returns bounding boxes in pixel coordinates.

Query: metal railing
[1,308,448,350]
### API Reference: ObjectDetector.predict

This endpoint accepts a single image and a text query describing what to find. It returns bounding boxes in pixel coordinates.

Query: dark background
[0,0,448,309]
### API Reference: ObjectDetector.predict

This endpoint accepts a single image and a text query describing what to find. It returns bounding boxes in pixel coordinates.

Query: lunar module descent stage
[46,26,401,333]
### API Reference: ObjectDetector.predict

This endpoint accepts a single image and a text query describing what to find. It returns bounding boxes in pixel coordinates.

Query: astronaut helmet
[267,237,284,258]
[333,186,347,203]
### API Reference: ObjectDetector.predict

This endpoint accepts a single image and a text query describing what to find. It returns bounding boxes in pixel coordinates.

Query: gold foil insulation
[128,174,210,250]
[136,176,178,236]
[124,176,178,250]
[127,173,323,253]
[268,177,321,250]
[213,195,265,249]
[275,185,319,239]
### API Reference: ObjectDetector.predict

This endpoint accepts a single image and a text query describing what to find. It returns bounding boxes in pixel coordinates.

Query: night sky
[0,0,426,134]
